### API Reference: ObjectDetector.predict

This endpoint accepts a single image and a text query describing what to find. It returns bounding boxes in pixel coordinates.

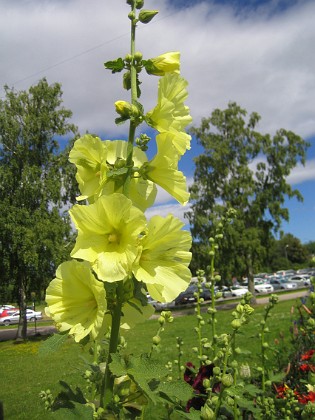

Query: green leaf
[126,354,169,404]
[50,402,93,419]
[174,408,202,419]
[109,353,128,377]
[158,380,193,403]
[104,58,125,73]
[38,333,69,356]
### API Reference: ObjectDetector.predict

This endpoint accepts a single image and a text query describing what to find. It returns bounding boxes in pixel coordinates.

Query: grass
[0,297,302,419]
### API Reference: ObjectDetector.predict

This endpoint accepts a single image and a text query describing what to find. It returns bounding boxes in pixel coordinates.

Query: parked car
[269,278,297,290]
[254,281,274,294]
[289,275,311,286]
[228,285,248,297]
[276,269,296,277]
[0,309,42,326]
[175,284,198,305]
[0,305,16,314]
[0,308,18,318]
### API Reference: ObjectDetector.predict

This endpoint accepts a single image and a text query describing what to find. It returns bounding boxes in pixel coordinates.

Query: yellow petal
[45,260,108,342]
[144,133,190,205]
[70,193,146,282]
[69,135,107,201]
[133,214,192,302]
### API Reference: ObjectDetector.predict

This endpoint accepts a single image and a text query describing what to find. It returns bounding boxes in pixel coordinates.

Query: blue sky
[0,0,314,243]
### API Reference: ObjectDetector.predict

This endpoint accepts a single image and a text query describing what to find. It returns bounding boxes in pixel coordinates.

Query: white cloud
[1,0,315,140]
[145,202,191,225]
[287,158,315,184]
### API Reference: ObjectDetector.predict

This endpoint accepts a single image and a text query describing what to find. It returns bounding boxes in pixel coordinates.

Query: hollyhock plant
[43,0,193,416]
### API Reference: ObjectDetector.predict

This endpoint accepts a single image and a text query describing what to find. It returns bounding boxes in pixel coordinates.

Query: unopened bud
[138,9,158,24]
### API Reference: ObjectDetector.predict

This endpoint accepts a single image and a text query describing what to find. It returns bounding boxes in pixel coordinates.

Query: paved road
[0,325,57,342]
[0,289,309,341]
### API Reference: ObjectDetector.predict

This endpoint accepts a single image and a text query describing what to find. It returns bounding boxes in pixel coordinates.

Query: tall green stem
[209,249,217,355]
[100,282,124,408]
[124,4,138,195]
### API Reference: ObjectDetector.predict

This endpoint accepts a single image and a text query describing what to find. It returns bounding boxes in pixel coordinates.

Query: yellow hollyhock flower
[133,214,192,303]
[146,73,192,155]
[70,137,156,210]
[141,132,190,205]
[69,134,108,202]
[45,260,107,343]
[70,193,146,282]
[101,140,157,211]
[145,52,180,76]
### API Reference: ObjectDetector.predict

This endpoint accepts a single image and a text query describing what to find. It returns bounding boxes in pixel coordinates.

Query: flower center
[107,232,120,244]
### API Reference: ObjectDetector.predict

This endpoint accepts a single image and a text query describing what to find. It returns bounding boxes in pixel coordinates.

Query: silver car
[0,309,42,326]
[269,278,297,290]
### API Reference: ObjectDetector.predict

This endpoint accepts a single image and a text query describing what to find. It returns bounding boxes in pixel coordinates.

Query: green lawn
[0,298,301,419]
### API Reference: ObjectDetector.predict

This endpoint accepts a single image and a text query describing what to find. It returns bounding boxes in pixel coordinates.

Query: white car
[0,309,42,326]
[289,275,311,286]
[254,282,274,294]
[229,285,249,297]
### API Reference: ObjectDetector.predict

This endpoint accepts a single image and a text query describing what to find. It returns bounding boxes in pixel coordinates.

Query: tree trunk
[246,251,257,304]
[15,281,27,341]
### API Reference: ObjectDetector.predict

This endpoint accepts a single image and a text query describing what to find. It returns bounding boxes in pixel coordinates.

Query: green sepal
[104,58,125,73]
[115,116,129,125]
[107,166,129,179]
[143,60,163,76]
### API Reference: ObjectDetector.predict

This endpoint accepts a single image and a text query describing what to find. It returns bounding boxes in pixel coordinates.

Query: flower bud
[152,335,161,345]
[145,52,180,76]
[239,363,251,378]
[115,100,139,119]
[138,9,158,24]
[213,366,221,376]
[231,319,242,330]
[128,11,136,20]
[135,0,144,8]
[221,373,234,387]
[134,51,143,61]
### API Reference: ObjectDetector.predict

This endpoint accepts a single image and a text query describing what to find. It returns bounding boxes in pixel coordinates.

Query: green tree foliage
[304,241,315,258]
[268,233,308,271]
[0,79,78,338]
[186,102,309,295]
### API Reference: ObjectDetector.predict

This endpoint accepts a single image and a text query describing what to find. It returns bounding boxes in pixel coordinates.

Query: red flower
[295,391,315,404]
[300,349,315,361]
[300,363,311,372]
[274,383,290,399]
[184,362,219,412]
